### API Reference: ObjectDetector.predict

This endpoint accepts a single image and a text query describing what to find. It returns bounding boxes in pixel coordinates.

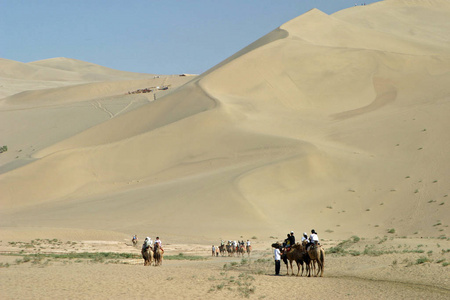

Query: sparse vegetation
[209,271,255,298]
[416,257,431,264]
[165,253,205,261]
[388,228,396,234]
[0,145,7,153]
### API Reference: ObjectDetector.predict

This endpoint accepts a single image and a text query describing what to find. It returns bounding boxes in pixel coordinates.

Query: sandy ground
[0,236,449,299]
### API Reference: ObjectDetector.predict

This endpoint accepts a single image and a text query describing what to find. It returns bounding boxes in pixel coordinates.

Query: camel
[307,244,325,277]
[219,244,226,256]
[153,243,164,266]
[141,245,153,266]
[276,242,310,276]
[238,244,246,257]
[226,244,235,256]
[246,245,252,257]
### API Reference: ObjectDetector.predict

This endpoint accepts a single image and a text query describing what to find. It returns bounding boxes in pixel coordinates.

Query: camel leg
[315,260,320,277]
[311,260,316,277]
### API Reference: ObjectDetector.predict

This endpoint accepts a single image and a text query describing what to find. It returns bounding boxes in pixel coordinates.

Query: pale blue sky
[1,0,381,74]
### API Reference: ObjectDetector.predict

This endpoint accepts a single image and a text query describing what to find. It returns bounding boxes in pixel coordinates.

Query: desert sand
[1,0,449,298]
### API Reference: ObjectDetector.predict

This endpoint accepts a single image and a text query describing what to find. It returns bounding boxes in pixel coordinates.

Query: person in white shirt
[142,237,153,251]
[301,232,308,243]
[154,236,163,252]
[274,245,281,275]
[307,229,319,251]
[310,229,319,245]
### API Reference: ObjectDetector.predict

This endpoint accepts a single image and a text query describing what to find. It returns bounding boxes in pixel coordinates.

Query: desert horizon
[1,0,449,298]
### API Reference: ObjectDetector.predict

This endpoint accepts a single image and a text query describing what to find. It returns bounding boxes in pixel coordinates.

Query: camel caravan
[272,230,325,277]
[127,85,169,95]
[213,240,252,258]
[140,237,164,266]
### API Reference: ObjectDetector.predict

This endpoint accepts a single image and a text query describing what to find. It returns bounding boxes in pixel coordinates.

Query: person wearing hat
[301,232,308,246]
[308,229,319,250]
[289,231,295,246]
[142,236,153,251]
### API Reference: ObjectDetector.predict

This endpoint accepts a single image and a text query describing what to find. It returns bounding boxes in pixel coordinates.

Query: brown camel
[153,243,164,266]
[246,245,252,257]
[141,245,153,266]
[279,242,310,276]
[219,244,226,256]
[238,245,246,257]
[307,244,325,277]
[226,244,234,256]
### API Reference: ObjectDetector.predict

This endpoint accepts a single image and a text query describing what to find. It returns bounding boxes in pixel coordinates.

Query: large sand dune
[1,0,449,242]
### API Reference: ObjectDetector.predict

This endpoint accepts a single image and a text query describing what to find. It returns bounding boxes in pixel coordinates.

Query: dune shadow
[332,77,397,120]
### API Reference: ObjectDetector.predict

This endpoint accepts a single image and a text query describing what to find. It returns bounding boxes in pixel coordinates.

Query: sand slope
[1,0,449,242]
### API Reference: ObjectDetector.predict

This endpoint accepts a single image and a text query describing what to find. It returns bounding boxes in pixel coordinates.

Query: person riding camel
[289,231,295,246]
[142,237,152,251]
[283,233,292,254]
[154,236,164,253]
[301,232,308,243]
[307,229,320,251]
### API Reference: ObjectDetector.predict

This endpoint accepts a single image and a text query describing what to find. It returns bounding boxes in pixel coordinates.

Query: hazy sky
[1,0,381,75]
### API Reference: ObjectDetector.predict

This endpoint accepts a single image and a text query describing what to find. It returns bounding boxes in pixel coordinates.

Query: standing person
[212,245,216,256]
[274,245,281,275]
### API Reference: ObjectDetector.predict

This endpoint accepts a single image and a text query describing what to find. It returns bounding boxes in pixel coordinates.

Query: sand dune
[1,0,449,242]
[0,57,161,99]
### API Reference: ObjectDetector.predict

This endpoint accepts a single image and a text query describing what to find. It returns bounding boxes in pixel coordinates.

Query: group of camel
[272,241,325,277]
[141,243,164,266]
[218,243,251,257]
